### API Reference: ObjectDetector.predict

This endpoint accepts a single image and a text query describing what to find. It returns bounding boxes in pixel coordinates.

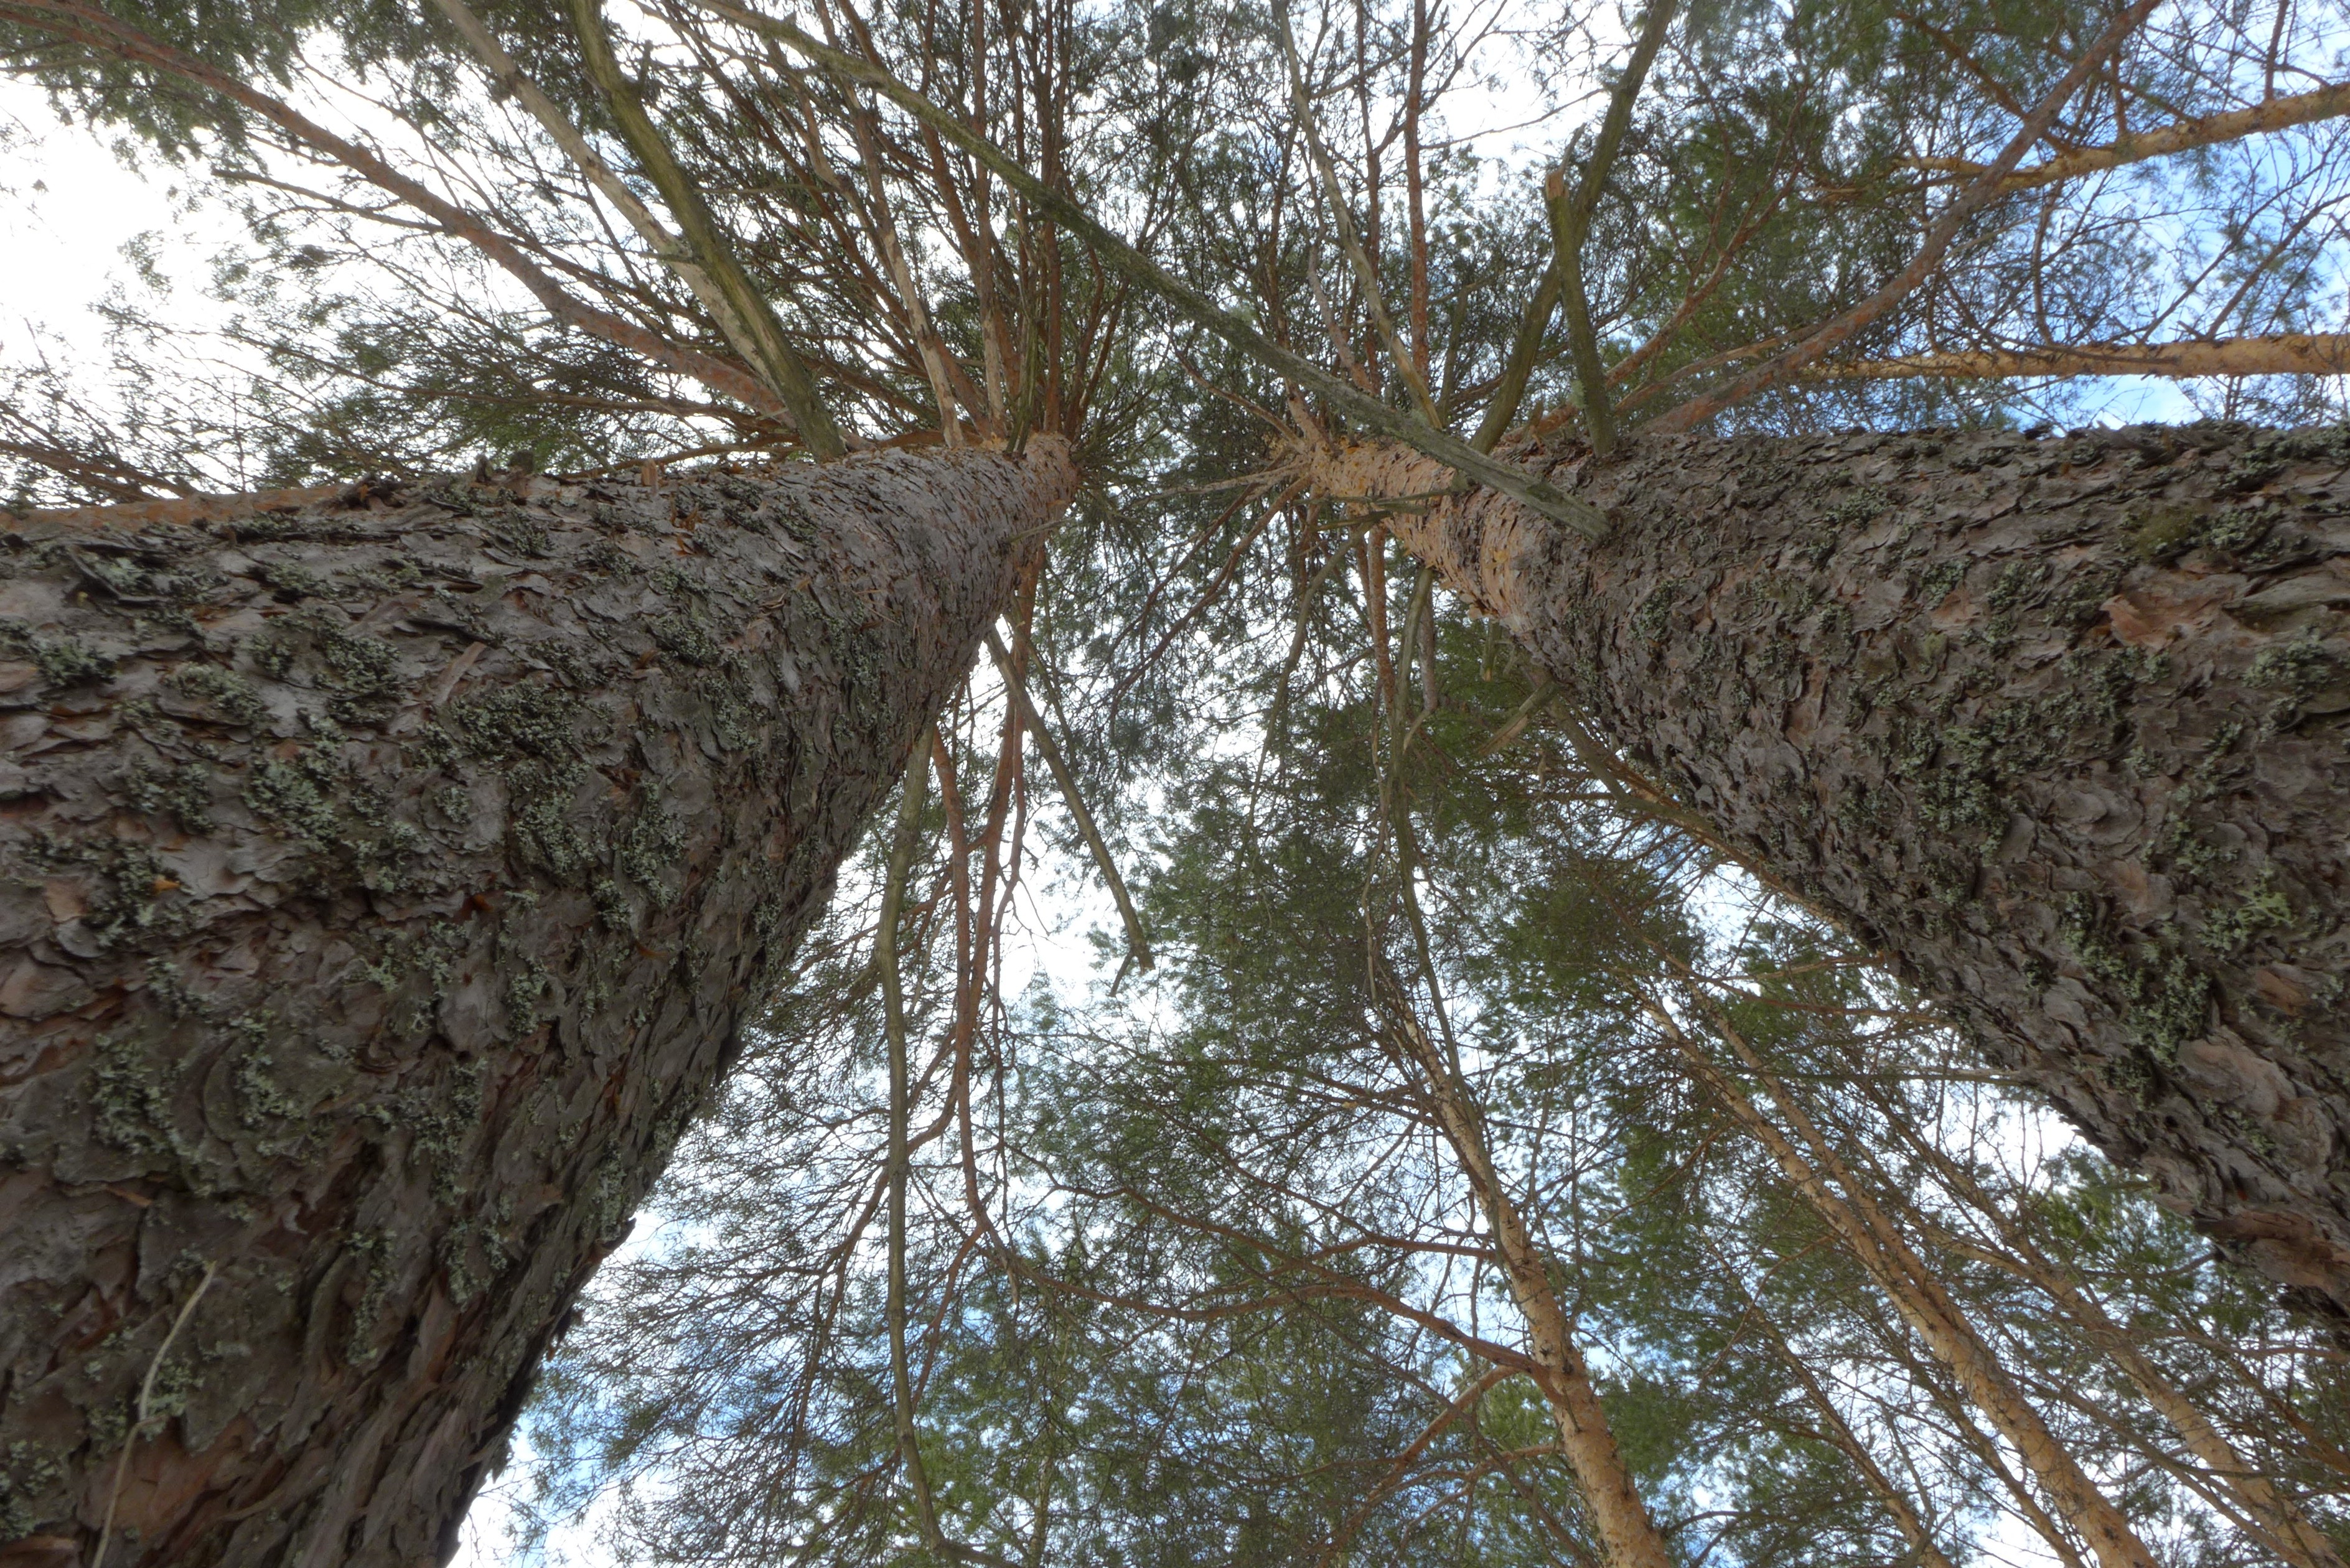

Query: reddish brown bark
[0,441,1073,1566]
[1311,422,2350,1328]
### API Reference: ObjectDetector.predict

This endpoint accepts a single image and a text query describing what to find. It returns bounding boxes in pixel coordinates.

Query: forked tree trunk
[0,441,1073,1567]
[1313,422,2350,1327]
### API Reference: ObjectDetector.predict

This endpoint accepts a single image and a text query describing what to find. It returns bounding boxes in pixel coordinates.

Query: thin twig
[93,1262,220,1568]
[984,629,1151,970]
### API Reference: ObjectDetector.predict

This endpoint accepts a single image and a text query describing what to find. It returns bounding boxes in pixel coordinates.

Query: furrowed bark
[1309,422,2350,1327]
[0,440,1074,1566]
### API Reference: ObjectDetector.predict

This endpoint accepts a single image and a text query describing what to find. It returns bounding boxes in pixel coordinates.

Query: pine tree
[3,0,2349,1561]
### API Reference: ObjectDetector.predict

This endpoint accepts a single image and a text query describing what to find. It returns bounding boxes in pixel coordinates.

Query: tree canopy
[3,0,2349,1562]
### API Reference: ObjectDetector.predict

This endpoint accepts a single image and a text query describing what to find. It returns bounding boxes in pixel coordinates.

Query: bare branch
[1651,0,2163,434]
[1806,331,2350,380]
[984,628,1153,971]
[1907,80,2350,195]
[425,0,810,421]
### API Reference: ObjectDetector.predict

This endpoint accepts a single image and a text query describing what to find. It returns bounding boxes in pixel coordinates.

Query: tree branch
[1547,0,1676,459]
[1650,0,2162,434]
[1906,80,2350,195]
[424,0,813,428]
[1805,331,2350,381]
[691,0,1611,540]
[984,628,1151,971]
[0,0,789,421]
[566,0,847,456]
[1275,0,1442,424]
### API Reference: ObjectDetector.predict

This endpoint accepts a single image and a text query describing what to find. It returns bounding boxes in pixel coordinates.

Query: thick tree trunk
[1312,422,2350,1327]
[0,441,1073,1567]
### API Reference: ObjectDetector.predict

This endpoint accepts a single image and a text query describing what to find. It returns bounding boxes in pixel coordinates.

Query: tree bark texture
[0,440,1073,1567]
[1313,422,2350,1327]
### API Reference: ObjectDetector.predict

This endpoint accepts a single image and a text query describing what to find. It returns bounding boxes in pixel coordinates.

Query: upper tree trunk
[1314,422,2350,1328]
[0,440,1073,1567]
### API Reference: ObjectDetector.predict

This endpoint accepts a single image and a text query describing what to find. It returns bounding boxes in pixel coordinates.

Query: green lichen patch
[592,877,631,930]
[340,1228,398,1368]
[0,1441,64,1540]
[391,1058,490,1205]
[447,683,583,761]
[487,510,553,558]
[1822,484,1892,530]
[2206,867,2293,958]
[1985,560,2050,614]
[243,746,428,892]
[30,833,184,949]
[616,792,686,907]
[91,1027,182,1164]
[2247,630,2349,706]
[233,1038,306,1130]
[257,559,327,601]
[2229,422,2350,485]
[249,610,408,724]
[505,758,594,883]
[1631,581,1683,645]
[503,958,551,1034]
[647,609,725,668]
[2060,893,2213,1065]
[166,663,271,729]
[358,920,466,1039]
[218,511,383,544]
[2131,498,2287,565]
[441,1214,505,1306]
[121,757,216,832]
[0,620,115,688]
[1912,558,1965,607]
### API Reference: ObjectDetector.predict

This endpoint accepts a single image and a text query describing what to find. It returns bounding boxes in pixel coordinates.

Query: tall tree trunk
[1388,1013,1673,1568]
[1310,422,2350,1328]
[1652,1006,2158,1568]
[0,441,1074,1567]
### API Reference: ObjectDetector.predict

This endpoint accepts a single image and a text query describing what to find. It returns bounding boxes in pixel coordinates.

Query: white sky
[1,88,240,366]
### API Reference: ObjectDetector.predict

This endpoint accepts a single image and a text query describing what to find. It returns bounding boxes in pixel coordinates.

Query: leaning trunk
[1654,1006,2156,1568]
[0,441,1072,1566]
[1393,1016,1672,1568]
[1313,424,2350,1325]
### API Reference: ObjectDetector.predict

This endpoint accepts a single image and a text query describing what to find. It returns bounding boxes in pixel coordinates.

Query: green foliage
[7,0,2350,1561]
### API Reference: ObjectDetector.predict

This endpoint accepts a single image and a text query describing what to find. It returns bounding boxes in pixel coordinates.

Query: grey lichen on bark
[0,440,1072,1565]
[1314,421,2350,1328]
